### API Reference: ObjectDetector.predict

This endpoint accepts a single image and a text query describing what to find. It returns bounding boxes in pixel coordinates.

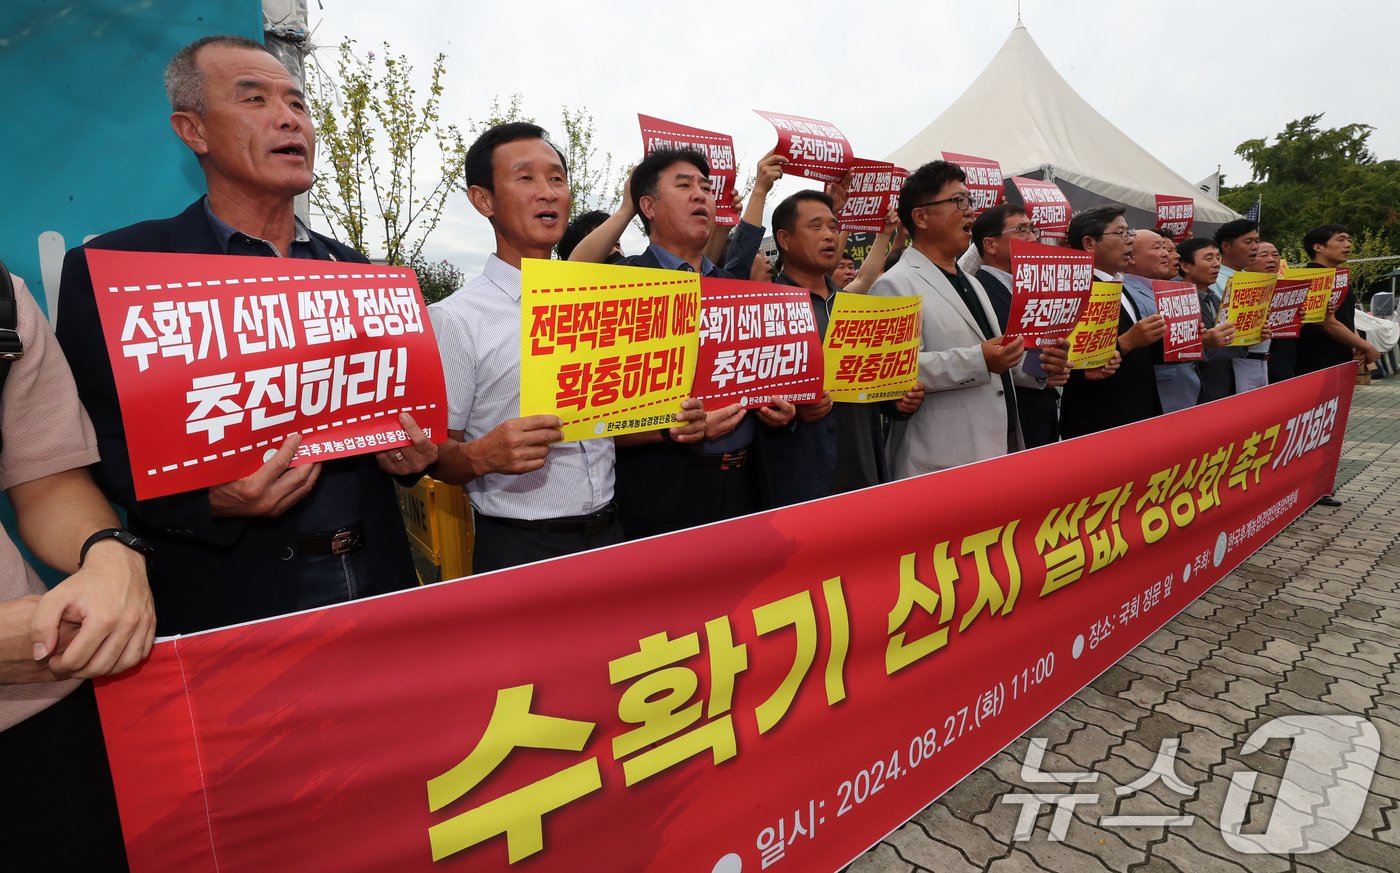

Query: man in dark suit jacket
[605,148,795,537]
[1058,205,1165,438]
[56,35,437,634]
[971,204,1061,448]
[1177,238,1237,402]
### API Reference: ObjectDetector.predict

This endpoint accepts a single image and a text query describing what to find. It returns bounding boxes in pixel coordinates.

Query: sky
[303,0,1400,274]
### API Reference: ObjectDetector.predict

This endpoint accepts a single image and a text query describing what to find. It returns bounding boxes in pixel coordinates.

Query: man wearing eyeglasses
[1059,205,1165,438]
[1124,228,1231,413]
[970,204,1063,448]
[870,161,1070,477]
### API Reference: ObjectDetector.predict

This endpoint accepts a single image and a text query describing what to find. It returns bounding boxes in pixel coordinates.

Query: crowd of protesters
[0,34,1381,869]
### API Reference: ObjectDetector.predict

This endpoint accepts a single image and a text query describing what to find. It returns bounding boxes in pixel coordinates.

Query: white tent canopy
[887,23,1239,227]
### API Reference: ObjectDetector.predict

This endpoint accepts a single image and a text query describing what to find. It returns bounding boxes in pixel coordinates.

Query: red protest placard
[96,366,1356,873]
[1003,239,1095,347]
[1331,266,1350,311]
[690,278,823,411]
[1153,280,1204,361]
[85,250,447,501]
[639,114,740,226]
[890,167,909,213]
[837,160,904,232]
[754,109,855,183]
[942,152,1005,215]
[1010,177,1073,241]
[1265,276,1311,339]
[1154,195,1195,243]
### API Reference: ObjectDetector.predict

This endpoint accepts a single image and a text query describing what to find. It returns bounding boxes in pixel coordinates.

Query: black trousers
[672,461,759,531]
[471,514,626,573]
[0,682,128,871]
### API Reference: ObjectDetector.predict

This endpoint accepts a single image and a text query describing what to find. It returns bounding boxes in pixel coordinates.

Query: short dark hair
[971,203,1029,256]
[1177,237,1218,266]
[630,148,710,234]
[1303,224,1348,259]
[165,35,270,113]
[557,210,610,260]
[464,122,567,193]
[1066,204,1126,251]
[897,160,967,234]
[1214,218,1259,248]
[771,190,836,254]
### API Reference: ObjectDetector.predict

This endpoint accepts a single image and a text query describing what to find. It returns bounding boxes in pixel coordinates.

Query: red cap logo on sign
[1154,195,1195,243]
[639,114,740,226]
[754,110,855,183]
[941,152,1005,215]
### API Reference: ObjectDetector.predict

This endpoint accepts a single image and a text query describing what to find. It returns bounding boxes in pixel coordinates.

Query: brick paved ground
[850,375,1400,872]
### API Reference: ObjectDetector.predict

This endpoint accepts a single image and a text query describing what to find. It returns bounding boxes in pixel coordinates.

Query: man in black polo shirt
[1296,224,1379,374]
[1295,224,1379,507]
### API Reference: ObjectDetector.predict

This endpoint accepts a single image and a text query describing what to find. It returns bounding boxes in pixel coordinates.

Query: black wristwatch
[79,528,154,566]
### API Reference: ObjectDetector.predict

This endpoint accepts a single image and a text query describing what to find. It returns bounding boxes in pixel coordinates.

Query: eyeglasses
[996,223,1038,236]
[1100,228,1136,240]
[912,194,975,212]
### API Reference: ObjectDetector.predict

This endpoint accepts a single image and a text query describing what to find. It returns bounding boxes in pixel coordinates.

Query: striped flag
[1244,198,1261,223]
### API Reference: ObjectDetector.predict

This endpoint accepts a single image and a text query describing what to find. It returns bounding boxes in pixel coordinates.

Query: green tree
[308,40,466,266]
[1222,114,1400,272]
[408,254,465,305]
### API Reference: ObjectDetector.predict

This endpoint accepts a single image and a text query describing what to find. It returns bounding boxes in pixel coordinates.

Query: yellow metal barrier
[396,477,473,584]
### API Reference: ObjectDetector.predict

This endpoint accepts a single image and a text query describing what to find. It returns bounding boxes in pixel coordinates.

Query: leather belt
[690,449,747,471]
[1246,351,1270,361]
[299,522,365,556]
[477,503,617,536]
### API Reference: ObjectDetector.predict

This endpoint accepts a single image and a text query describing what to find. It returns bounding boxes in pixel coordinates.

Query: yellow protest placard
[1283,266,1336,324]
[1220,271,1278,346]
[520,259,700,441]
[1066,281,1121,369]
[822,294,921,402]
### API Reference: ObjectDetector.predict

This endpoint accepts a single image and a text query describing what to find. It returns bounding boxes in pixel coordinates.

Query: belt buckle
[330,529,359,555]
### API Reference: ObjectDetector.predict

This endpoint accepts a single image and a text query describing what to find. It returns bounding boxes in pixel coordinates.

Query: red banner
[942,152,1005,215]
[95,367,1355,873]
[1331,266,1350,311]
[85,250,447,500]
[1153,280,1205,361]
[1266,277,1311,339]
[837,160,905,232]
[638,114,740,226]
[754,110,855,183]
[1010,177,1073,241]
[1154,195,1195,243]
[1004,239,1094,348]
[691,278,823,411]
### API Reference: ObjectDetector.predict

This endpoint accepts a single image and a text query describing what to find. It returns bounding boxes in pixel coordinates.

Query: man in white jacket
[870,160,1071,478]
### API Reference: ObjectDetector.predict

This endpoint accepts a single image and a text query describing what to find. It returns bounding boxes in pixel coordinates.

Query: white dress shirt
[428,255,614,519]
